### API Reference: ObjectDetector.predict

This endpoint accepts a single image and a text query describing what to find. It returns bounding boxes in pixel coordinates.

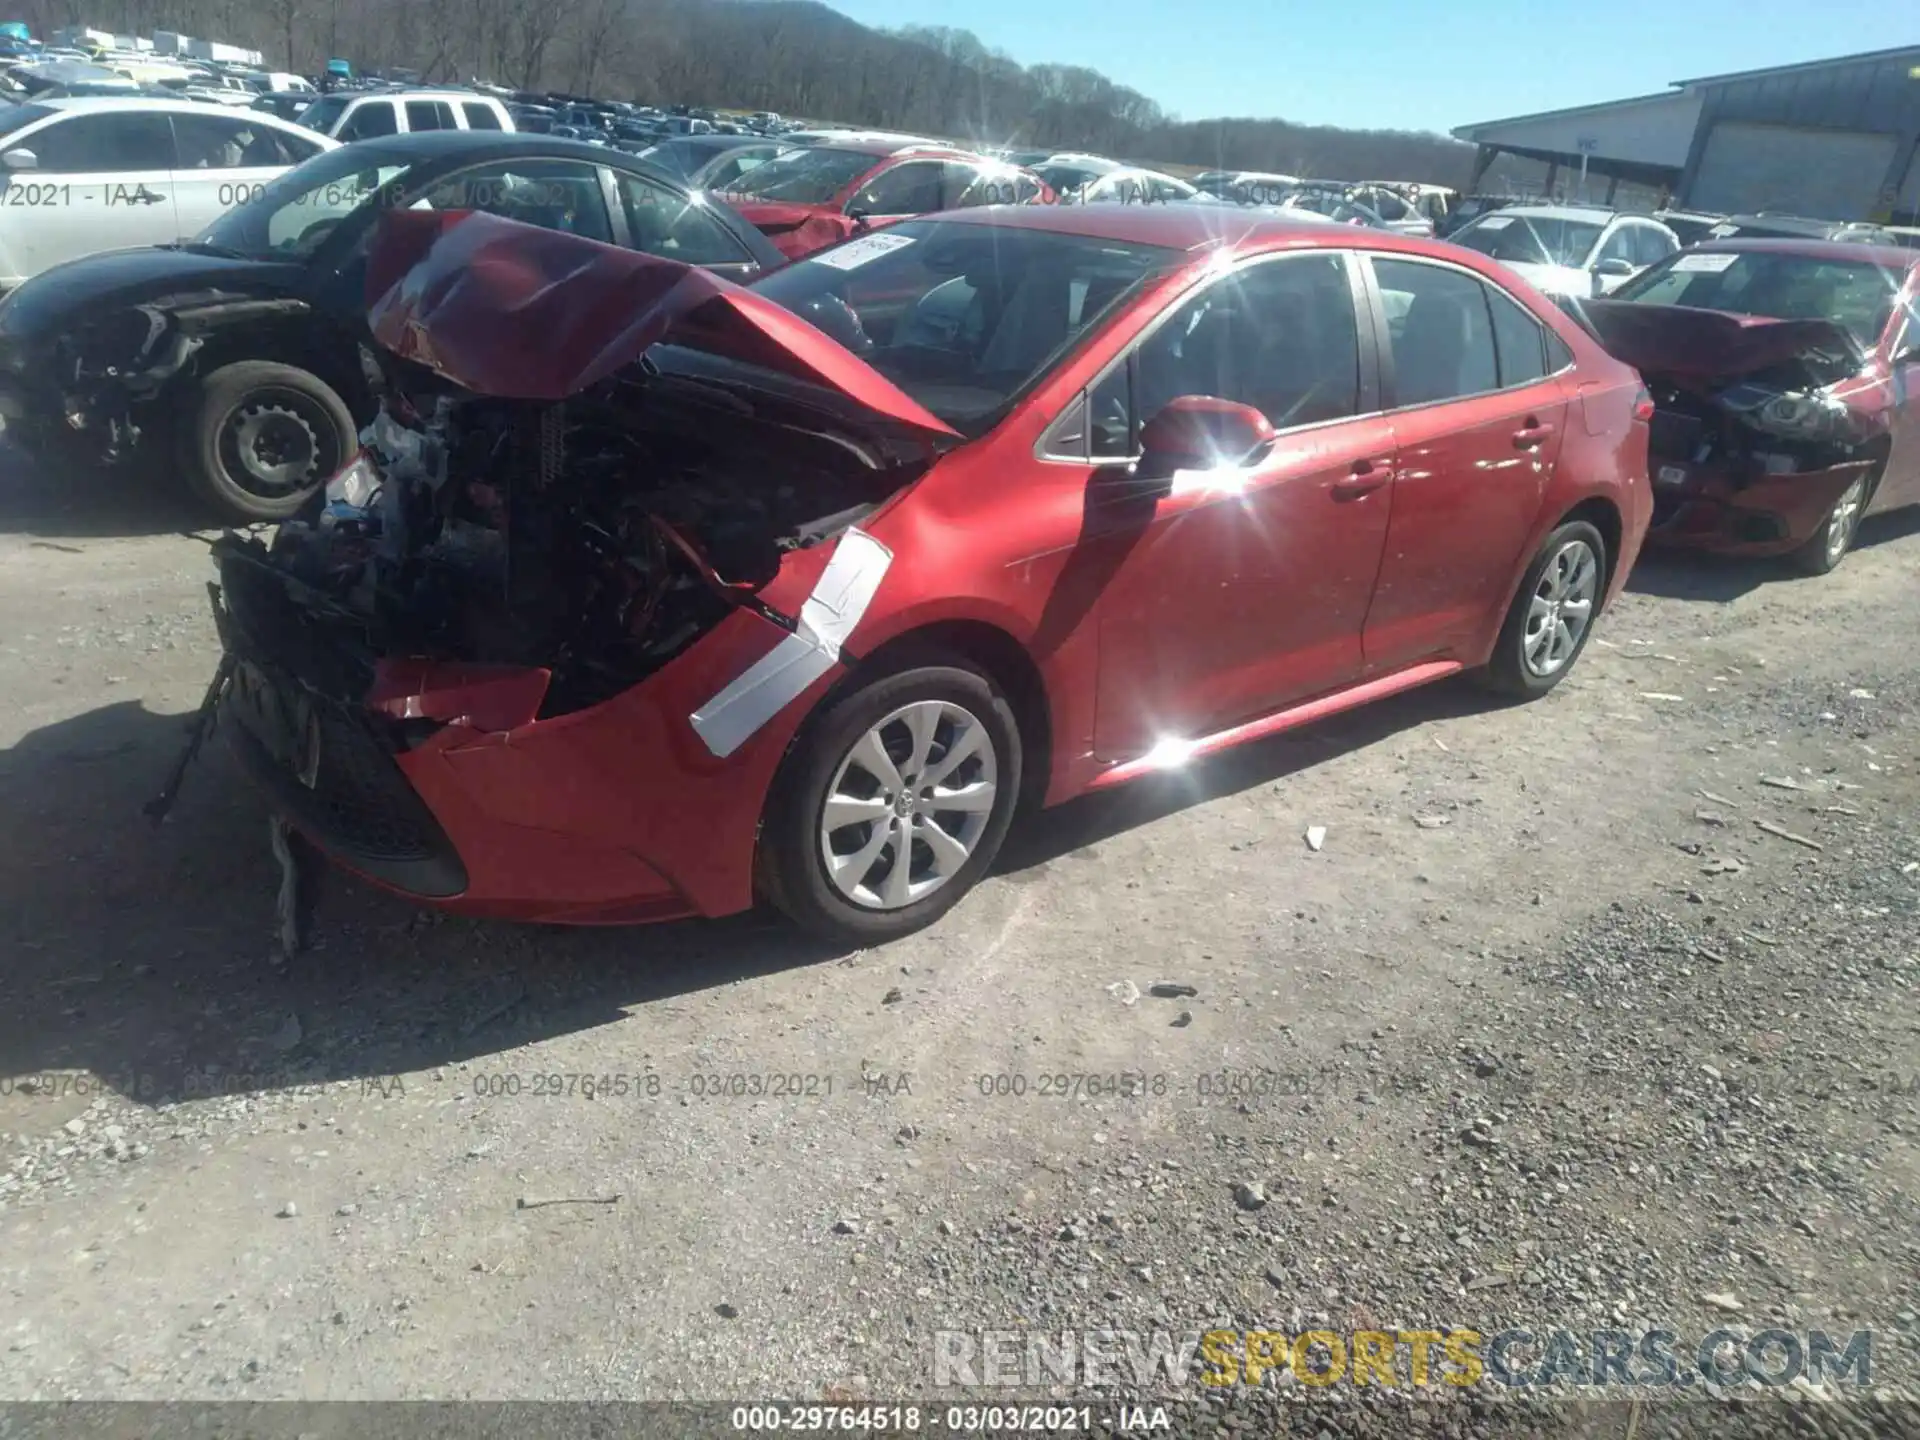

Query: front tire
[1788,473,1869,577]
[1480,520,1607,699]
[758,660,1022,945]
[179,360,357,524]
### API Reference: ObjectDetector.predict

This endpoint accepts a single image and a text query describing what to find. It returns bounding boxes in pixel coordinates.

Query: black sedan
[0,130,785,522]
[630,135,790,191]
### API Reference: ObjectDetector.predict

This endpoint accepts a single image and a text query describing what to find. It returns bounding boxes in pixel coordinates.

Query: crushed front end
[1580,299,1887,556]
[170,209,956,924]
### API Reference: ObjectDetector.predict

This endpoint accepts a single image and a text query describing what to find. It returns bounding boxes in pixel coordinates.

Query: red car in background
[193,204,1650,945]
[1582,239,1920,574]
[719,139,1055,259]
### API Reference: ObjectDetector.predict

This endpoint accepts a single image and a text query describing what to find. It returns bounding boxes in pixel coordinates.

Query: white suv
[0,96,338,288]
[296,89,514,143]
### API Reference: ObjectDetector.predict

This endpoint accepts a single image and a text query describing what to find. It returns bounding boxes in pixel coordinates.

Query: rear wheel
[1479,520,1607,699]
[758,660,1022,945]
[1789,473,1869,577]
[179,361,357,524]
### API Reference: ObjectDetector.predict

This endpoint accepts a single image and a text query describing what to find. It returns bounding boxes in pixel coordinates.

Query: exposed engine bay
[1642,357,1879,483]
[222,356,924,720]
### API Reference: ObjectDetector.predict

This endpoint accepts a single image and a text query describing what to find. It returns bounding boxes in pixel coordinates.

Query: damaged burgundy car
[1581,239,1920,574]
[173,204,1651,943]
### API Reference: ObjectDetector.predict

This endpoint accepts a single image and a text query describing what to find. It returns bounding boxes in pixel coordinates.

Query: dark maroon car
[1585,238,1920,574]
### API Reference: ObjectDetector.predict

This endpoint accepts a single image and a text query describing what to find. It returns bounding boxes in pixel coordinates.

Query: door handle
[1332,457,1391,499]
[1512,418,1555,449]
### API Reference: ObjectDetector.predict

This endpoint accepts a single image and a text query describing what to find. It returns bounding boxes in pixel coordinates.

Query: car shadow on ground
[0,674,1491,1113]
[1625,508,1920,603]
[0,440,214,541]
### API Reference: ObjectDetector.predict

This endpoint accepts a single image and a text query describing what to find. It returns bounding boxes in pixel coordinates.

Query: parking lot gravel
[0,456,1916,1435]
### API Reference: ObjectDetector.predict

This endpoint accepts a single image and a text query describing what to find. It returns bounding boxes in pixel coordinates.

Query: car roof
[919,201,1462,256]
[315,129,630,162]
[37,94,319,121]
[1484,204,1619,222]
[1690,236,1919,269]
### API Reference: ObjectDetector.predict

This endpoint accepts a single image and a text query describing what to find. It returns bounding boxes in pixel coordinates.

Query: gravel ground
[0,454,1916,1437]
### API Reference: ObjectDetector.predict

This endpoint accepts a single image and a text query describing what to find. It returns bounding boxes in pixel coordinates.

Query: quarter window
[1372,258,1498,406]
[461,103,503,130]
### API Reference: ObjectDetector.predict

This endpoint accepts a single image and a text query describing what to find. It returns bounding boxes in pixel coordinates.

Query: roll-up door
[1688,121,1896,220]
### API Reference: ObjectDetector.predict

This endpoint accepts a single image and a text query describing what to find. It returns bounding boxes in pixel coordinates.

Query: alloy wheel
[1824,476,1867,566]
[818,699,999,910]
[1522,538,1598,679]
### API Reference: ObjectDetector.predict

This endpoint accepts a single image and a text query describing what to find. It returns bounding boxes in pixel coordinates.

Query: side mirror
[1137,396,1276,478]
[2,148,37,171]
[1593,257,1636,278]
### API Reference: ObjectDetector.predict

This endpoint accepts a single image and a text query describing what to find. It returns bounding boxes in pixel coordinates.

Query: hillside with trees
[14,0,1487,185]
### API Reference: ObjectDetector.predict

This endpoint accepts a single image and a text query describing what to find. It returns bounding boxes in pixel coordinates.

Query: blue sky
[822,0,1918,134]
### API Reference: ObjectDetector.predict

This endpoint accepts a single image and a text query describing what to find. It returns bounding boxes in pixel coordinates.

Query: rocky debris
[1231,1180,1267,1211]
[1147,982,1197,999]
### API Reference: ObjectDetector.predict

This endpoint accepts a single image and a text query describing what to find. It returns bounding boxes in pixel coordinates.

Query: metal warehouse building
[1453,44,1920,223]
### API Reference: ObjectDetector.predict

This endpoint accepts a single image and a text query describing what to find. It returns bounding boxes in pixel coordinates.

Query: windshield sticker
[1670,251,1740,273]
[1475,216,1513,230]
[810,232,916,270]
[1708,224,1739,238]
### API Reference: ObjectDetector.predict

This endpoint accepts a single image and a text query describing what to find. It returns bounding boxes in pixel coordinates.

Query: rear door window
[404,101,456,132]
[1372,257,1499,406]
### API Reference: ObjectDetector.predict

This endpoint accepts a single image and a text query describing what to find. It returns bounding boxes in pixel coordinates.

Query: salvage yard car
[0,95,334,288]
[184,203,1651,943]
[0,131,783,520]
[1582,238,1920,574]
[721,140,1053,259]
[1449,204,1680,299]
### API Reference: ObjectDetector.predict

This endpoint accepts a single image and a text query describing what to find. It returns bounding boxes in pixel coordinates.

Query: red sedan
[718,139,1054,259]
[196,204,1651,943]
[1584,239,1920,574]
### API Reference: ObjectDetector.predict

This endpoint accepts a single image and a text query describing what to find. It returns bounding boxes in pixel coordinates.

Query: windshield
[1453,214,1604,266]
[196,144,412,258]
[748,219,1176,435]
[298,93,348,132]
[720,145,874,203]
[1609,249,1902,348]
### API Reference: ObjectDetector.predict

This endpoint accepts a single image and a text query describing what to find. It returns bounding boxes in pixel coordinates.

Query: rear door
[0,110,179,281]
[1361,254,1570,670]
[1878,286,1920,507]
[169,110,324,238]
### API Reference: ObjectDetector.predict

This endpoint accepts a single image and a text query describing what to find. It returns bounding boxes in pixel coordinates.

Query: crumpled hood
[362,208,959,441]
[728,200,860,260]
[1578,299,1863,383]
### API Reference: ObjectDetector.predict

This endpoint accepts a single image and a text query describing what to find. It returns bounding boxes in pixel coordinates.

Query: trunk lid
[363,208,959,443]
[1578,298,1864,385]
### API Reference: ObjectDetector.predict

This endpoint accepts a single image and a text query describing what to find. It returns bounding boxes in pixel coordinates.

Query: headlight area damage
[150,208,959,927]
[0,288,311,460]
[1577,299,1888,553]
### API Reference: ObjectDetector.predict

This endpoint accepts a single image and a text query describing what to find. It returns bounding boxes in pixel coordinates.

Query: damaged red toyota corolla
[1577,239,1920,575]
[174,204,1653,943]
